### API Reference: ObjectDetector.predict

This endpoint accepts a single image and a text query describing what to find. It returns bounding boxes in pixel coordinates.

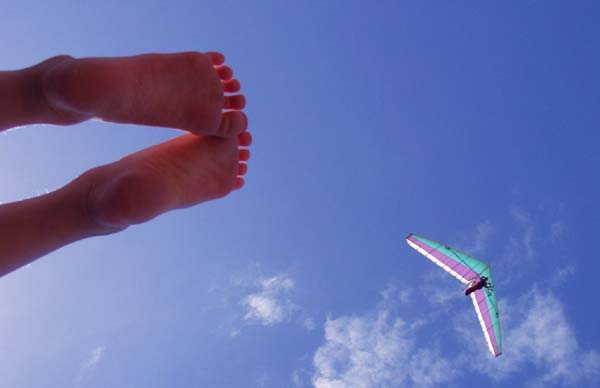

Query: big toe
[215,111,248,138]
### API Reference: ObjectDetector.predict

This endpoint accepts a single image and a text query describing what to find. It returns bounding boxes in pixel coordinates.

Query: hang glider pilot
[465,276,488,296]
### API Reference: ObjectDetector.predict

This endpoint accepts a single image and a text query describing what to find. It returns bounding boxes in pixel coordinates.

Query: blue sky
[1,1,600,387]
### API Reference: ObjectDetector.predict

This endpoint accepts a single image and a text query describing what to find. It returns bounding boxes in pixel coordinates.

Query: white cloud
[219,266,315,335]
[243,274,296,326]
[312,289,455,388]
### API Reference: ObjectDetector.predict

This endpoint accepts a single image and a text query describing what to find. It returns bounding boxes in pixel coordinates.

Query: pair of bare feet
[39,52,251,230]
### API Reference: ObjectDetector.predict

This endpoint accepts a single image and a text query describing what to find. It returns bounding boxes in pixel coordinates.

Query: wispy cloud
[461,220,494,255]
[551,221,565,241]
[87,346,105,366]
[257,370,270,387]
[408,349,458,387]
[75,345,106,386]
[551,265,576,286]
[499,207,538,281]
[292,370,304,387]
[421,269,463,307]
[509,208,536,261]
[243,274,296,326]
[380,283,412,305]
[303,317,316,331]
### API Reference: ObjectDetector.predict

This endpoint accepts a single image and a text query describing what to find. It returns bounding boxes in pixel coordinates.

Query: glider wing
[470,267,502,357]
[406,233,487,285]
[406,233,502,357]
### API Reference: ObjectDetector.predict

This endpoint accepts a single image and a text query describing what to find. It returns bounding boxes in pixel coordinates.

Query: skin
[0,52,251,277]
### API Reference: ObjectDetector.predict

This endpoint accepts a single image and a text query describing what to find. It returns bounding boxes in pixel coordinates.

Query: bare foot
[41,52,246,137]
[81,130,252,229]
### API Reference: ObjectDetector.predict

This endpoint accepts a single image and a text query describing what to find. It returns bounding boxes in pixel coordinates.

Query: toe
[223,79,241,93]
[238,163,248,176]
[238,131,252,146]
[216,111,247,137]
[224,95,246,110]
[239,149,250,161]
[215,65,233,80]
[207,51,225,65]
[234,177,245,189]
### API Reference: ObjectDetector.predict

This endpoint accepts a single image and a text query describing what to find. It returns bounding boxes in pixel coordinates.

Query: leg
[0,56,92,131]
[0,129,251,276]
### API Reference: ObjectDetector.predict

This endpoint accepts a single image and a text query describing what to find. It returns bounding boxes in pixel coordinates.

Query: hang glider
[406,233,502,357]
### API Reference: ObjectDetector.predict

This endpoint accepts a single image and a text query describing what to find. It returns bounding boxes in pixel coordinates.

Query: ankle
[34,55,93,125]
[85,166,173,229]
[66,166,129,235]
